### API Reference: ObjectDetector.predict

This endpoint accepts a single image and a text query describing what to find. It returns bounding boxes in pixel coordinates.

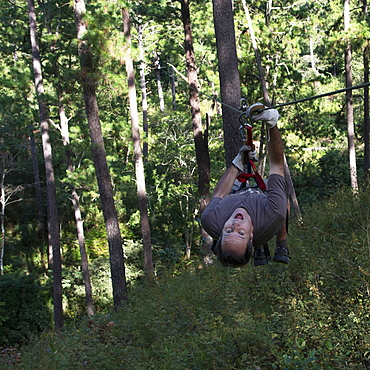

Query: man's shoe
[273,245,290,264]
[254,244,271,266]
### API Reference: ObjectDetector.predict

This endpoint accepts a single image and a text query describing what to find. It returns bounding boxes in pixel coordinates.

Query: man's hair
[211,237,253,267]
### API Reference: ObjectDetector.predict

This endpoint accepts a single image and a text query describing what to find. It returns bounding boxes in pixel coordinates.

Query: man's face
[221,208,253,256]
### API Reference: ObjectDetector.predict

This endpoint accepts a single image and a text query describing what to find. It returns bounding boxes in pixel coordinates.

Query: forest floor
[2,188,370,369]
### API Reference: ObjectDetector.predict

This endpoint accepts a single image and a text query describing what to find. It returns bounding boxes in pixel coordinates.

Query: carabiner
[239,98,252,128]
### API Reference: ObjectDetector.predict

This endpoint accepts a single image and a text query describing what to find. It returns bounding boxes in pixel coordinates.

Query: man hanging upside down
[201,104,290,267]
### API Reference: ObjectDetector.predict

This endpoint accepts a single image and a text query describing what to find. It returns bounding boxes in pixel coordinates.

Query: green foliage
[61,247,146,321]
[0,274,51,346]
[290,147,352,204]
[60,257,115,318]
[141,111,201,260]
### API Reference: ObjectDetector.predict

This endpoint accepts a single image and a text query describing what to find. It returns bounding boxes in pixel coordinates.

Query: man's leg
[266,126,285,177]
[273,201,291,264]
[254,243,271,266]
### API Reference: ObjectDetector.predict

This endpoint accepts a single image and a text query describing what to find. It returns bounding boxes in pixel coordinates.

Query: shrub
[0,274,51,346]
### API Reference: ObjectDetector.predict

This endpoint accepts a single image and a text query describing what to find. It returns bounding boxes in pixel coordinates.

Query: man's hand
[232,145,252,171]
[248,103,280,129]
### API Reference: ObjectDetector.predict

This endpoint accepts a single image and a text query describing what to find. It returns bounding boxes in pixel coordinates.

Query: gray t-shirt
[201,174,287,245]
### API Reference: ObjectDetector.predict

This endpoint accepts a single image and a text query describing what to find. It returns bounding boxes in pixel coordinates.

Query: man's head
[212,208,254,267]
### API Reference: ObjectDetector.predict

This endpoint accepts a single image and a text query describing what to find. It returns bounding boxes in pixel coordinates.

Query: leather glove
[247,103,280,129]
[232,145,252,171]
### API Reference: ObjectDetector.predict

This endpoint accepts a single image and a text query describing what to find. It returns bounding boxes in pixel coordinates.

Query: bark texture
[181,0,212,256]
[212,0,243,166]
[59,102,94,316]
[123,8,154,277]
[344,0,358,191]
[28,0,63,330]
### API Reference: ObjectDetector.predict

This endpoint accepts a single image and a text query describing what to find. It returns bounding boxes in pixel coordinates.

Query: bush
[0,274,51,346]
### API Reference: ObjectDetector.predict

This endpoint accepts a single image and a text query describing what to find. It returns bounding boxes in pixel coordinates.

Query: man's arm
[211,144,253,199]
[267,126,285,177]
[212,164,239,199]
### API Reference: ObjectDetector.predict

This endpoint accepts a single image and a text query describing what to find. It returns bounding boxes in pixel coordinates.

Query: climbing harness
[236,99,266,191]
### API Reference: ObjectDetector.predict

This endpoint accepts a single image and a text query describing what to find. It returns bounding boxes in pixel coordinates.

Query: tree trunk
[71,188,95,315]
[59,102,94,316]
[27,0,63,330]
[364,45,369,181]
[0,169,5,276]
[344,0,358,191]
[74,0,128,307]
[123,8,154,278]
[137,25,149,159]
[180,0,212,257]
[28,125,48,269]
[154,52,165,112]
[242,0,269,175]
[363,1,369,181]
[180,0,211,199]
[212,0,243,166]
[242,0,270,107]
[309,38,319,75]
[170,65,177,110]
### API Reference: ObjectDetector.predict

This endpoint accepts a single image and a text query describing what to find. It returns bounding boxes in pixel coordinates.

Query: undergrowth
[2,187,370,369]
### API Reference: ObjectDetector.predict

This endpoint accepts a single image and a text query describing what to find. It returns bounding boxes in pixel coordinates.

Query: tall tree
[27,0,63,330]
[73,0,128,307]
[0,162,4,276]
[123,8,154,277]
[137,24,149,159]
[242,0,269,176]
[58,101,94,315]
[154,52,165,113]
[344,0,358,191]
[0,152,26,275]
[170,65,177,110]
[212,0,243,166]
[0,155,20,275]
[28,125,48,269]
[180,0,211,255]
[363,0,369,181]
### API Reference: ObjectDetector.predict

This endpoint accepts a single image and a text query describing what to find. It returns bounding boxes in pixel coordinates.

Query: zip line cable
[166,62,370,113]
[266,82,370,111]
[194,81,370,114]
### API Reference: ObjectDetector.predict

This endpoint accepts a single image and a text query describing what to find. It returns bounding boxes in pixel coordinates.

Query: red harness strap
[237,123,266,190]
[245,126,253,146]
[237,160,266,191]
